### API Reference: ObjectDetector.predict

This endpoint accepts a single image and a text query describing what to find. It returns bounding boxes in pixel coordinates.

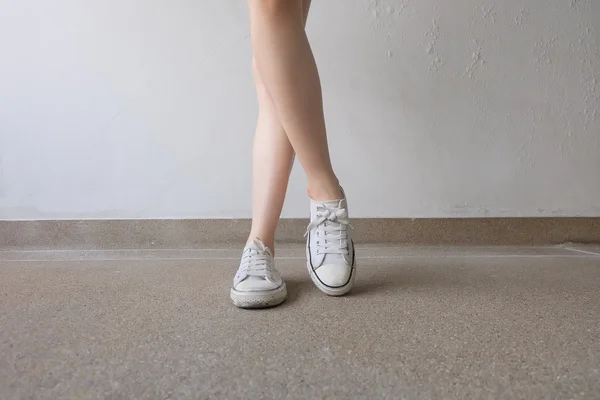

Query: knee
[248,0,301,19]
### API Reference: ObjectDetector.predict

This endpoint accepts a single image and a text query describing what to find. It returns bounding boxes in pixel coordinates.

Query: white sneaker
[305,191,356,296]
[230,239,287,309]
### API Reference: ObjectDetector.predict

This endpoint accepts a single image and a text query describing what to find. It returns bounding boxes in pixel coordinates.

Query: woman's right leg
[247,60,295,252]
[231,0,314,309]
[247,0,313,252]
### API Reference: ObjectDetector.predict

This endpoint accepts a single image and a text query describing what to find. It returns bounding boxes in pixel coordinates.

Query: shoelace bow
[305,203,351,255]
[238,241,274,281]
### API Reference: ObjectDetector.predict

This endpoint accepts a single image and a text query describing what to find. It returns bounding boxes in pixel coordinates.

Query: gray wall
[0,0,599,219]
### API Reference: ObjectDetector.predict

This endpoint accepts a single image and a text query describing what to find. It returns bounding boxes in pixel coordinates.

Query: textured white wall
[0,0,598,219]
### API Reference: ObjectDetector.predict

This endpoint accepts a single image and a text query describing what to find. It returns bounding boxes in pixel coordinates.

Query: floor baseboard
[1,218,599,250]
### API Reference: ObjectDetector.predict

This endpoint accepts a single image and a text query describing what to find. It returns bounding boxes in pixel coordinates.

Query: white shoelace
[305,202,351,256]
[237,241,275,281]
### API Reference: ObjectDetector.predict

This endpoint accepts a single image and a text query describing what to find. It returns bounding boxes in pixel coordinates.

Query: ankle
[307,179,342,201]
[246,236,275,254]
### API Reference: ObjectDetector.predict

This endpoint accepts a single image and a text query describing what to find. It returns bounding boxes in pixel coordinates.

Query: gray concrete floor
[1,245,599,399]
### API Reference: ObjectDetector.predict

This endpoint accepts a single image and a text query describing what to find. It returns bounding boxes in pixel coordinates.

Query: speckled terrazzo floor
[1,245,599,399]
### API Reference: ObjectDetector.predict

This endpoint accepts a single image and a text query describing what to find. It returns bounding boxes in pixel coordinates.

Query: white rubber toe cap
[315,264,352,288]
[234,277,281,292]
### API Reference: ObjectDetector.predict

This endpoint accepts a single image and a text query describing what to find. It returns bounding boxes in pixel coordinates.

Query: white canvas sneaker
[305,191,356,296]
[230,239,287,309]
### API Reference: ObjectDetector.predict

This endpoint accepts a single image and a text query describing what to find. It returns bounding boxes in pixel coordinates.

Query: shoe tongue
[246,240,272,256]
[312,198,344,208]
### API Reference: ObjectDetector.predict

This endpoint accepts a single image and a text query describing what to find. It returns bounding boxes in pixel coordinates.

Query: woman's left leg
[248,0,342,202]
[248,0,356,296]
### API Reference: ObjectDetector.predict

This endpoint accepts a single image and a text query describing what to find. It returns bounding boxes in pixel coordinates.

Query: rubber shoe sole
[230,283,287,309]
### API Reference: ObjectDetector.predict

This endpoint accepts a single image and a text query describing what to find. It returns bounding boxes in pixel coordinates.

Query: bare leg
[248,0,343,202]
[247,0,313,251]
